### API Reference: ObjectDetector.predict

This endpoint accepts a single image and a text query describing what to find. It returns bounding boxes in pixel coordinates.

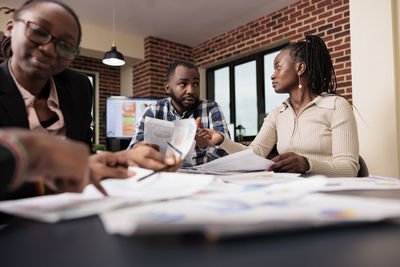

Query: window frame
[72,69,100,145]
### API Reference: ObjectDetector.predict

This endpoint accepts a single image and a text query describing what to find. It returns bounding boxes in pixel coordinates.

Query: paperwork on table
[100,193,400,238]
[192,149,275,173]
[0,167,213,223]
[2,164,400,235]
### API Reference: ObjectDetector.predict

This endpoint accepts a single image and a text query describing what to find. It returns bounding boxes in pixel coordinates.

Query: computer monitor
[106,96,158,139]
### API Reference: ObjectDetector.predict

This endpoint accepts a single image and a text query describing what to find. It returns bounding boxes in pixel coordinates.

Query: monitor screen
[106,96,158,138]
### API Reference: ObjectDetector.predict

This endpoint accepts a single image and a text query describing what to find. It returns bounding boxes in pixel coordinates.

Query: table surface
[1,190,400,267]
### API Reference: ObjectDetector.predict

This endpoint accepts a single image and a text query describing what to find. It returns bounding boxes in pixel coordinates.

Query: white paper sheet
[144,117,196,160]
[194,149,274,173]
[143,117,174,154]
[165,118,196,161]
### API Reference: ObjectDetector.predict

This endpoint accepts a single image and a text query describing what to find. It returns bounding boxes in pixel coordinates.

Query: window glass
[234,60,257,136]
[214,67,230,124]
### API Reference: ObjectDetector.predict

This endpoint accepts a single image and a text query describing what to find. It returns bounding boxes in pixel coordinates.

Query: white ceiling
[2,0,298,46]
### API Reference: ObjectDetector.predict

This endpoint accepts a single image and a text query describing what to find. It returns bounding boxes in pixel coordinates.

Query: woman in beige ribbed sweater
[197,35,359,177]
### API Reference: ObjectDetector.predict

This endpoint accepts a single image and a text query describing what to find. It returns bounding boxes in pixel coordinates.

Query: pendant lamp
[102,0,125,66]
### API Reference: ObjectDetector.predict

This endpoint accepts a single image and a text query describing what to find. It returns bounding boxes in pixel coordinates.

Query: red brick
[334,18,349,26]
[317,0,331,9]
[335,43,350,51]
[282,8,293,16]
[297,2,310,9]
[297,25,311,33]
[311,8,325,16]
[334,5,349,14]
[290,22,303,29]
[327,39,343,47]
[303,5,316,13]
[319,11,333,19]
[327,14,343,23]
[334,30,350,39]
[297,13,311,21]
[336,69,351,76]
[284,18,297,26]
[290,10,303,19]
[304,17,317,25]
[331,51,344,58]
[284,30,297,37]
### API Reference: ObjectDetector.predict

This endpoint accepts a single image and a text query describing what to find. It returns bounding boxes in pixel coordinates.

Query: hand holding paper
[144,117,196,162]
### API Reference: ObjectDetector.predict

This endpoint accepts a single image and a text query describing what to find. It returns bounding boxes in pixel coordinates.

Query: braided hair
[1,0,82,58]
[284,35,337,95]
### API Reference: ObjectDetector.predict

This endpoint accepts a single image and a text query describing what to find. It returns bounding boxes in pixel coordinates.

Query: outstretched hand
[195,117,224,148]
[270,152,310,173]
[88,152,134,196]
[116,145,181,172]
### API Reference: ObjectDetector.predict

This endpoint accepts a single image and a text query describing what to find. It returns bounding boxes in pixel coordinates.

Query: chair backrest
[357,155,369,177]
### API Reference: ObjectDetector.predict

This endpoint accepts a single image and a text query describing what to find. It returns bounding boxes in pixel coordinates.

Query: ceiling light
[102,0,125,66]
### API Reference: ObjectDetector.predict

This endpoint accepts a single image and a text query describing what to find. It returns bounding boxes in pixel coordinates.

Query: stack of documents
[2,165,400,239]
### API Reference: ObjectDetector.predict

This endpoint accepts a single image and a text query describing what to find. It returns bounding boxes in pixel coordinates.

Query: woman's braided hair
[284,35,337,94]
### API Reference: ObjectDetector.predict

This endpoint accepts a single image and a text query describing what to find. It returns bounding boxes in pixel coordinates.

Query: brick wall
[132,0,351,102]
[70,55,121,145]
[132,37,194,97]
[193,0,352,101]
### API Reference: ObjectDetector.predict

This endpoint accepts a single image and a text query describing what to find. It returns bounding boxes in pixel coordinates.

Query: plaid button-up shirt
[128,98,229,166]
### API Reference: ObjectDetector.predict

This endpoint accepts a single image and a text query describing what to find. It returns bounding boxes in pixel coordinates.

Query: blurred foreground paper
[100,193,400,237]
[320,176,400,191]
[0,167,213,223]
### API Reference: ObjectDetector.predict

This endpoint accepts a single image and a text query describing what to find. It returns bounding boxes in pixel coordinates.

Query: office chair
[358,155,369,177]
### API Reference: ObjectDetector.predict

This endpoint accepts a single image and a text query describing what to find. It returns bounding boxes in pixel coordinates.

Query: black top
[0,60,93,199]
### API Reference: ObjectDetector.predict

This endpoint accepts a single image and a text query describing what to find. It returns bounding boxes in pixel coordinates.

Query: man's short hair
[166,61,198,81]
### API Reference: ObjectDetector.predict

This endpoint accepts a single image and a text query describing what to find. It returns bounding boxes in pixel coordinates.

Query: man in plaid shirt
[128,61,229,166]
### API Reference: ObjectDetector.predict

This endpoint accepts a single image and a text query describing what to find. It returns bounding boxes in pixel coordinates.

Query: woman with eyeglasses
[0,0,180,198]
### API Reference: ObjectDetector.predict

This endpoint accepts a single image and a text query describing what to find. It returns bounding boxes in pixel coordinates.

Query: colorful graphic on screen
[106,97,158,138]
[122,102,136,136]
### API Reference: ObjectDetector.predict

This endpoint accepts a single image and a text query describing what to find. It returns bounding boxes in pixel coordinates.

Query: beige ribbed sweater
[219,93,360,177]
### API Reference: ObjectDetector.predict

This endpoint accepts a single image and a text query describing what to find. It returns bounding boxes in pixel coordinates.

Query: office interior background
[0,0,399,177]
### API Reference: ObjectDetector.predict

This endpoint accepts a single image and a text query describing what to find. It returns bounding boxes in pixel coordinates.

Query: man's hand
[270,152,310,173]
[195,118,224,148]
[88,152,134,196]
[116,145,181,172]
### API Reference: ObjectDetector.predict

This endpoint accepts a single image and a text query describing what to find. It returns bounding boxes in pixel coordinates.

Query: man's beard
[170,91,199,113]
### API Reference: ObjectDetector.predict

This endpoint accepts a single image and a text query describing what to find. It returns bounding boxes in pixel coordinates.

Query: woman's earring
[298,75,302,89]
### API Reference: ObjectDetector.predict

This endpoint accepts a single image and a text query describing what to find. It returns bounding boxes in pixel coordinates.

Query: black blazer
[0,60,93,148]
[0,60,93,199]
[0,145,16,197]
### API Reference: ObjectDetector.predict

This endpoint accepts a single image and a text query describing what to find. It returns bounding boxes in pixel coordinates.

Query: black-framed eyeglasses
[15,19,79,60]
